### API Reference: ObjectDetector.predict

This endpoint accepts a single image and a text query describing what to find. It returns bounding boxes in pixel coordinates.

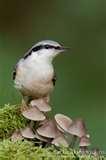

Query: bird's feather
[13,64,18,80]
[52,73,56,86]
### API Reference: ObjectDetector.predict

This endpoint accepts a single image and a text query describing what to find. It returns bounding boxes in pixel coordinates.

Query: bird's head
[24,40,68,62]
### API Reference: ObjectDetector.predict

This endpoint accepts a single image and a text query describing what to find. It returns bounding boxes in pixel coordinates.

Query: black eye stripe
[23,44,61,59]
[32,45,43,51]
[44,45,62,50]
[32,45,61,50]
[24,51,32,59]
[23,45,43,59]
[54,46,61,50]
[44,45,54,49]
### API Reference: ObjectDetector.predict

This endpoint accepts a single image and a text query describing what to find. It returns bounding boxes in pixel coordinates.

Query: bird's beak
[60,46,70,52]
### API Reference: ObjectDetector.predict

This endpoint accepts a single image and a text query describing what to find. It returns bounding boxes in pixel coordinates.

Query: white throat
[26,49,57,65]
[22,50,54,79]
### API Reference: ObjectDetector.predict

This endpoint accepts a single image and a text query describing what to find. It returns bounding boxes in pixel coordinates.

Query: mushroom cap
[22,106,46,121]
[21,126,36,139]
[55,114,73,133]
[30,99,51,112]
[37,120,60,138]
[56,124,65,132]
[52,135,69,147]
[35,132,51,142]
[68,118,87,137]
[11,130,23,141]
[79,136,90,147]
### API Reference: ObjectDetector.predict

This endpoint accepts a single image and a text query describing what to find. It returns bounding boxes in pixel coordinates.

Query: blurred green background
[0,0,105,150]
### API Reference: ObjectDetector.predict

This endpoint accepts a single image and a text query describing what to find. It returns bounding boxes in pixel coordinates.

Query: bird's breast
[14,60,54,97]
[24,61,54,82]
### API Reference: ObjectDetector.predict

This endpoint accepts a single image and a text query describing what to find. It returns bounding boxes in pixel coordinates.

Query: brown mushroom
[79,136,90,147]
[37,120,60,138]
[21,126,36,139]
[22,106,46,121]
[52,135,69,147]
[55,114,73,133]
[30,98,51,112]
[68,118,87,137]
[79,136,90,152]
[11,130,23,142]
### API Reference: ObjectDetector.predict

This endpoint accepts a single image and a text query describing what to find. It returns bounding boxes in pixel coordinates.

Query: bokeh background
[0,0,105,150]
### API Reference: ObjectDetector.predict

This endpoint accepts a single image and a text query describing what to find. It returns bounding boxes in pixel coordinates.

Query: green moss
[0,105,105,160]
[0,104,27,138]
[0,140,104,160]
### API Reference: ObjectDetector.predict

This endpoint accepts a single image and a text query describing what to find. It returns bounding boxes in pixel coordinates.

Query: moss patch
[0,140,104,160]
[0,104,27,138]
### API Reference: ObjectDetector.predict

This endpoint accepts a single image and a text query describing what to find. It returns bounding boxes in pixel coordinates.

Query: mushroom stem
[30,120,34,128]
[21,99,29,111]
[30,120,40,133]
[70,135,78,148]
[45,140,52,147]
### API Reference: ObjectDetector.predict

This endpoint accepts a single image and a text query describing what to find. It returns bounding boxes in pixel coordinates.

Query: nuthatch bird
[13,40,67,105]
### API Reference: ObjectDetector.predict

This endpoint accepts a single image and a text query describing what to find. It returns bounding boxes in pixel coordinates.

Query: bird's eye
[44,45,53,49]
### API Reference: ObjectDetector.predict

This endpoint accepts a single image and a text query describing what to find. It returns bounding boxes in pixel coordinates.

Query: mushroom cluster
[11,98,91,150]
